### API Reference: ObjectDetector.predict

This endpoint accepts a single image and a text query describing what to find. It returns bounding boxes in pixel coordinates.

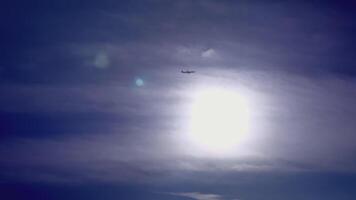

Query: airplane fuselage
[181,70,195,74]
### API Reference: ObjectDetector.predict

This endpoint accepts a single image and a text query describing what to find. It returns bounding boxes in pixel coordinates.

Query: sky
[1,0,356,199]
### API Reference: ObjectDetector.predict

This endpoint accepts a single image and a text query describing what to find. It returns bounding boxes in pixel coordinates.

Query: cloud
[201,48,216,58]
[168,192,224,200]
[2,70,356,184]
[93,51,110,68]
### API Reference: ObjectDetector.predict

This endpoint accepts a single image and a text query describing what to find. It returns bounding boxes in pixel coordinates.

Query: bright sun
[188,88,250,155]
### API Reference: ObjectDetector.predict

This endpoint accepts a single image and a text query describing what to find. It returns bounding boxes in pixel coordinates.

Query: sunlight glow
[188,88,250,154]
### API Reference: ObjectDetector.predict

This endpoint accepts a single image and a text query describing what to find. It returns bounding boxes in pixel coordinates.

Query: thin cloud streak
[167,192,224,200]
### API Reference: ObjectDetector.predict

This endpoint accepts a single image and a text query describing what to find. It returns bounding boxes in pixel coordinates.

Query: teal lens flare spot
[135,78,144,87]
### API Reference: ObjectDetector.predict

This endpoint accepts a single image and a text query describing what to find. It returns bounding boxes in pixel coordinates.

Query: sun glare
[188,88,250,155]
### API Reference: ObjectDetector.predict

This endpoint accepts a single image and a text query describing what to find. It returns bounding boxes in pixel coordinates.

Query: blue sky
[1,0,356,199]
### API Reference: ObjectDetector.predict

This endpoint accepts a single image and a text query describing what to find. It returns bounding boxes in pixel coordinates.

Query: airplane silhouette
[181,70,195,74]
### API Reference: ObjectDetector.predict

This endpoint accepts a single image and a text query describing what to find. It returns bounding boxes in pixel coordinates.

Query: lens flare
[135,78,144,87]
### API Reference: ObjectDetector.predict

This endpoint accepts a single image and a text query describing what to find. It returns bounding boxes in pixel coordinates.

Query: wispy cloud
[168,192,224,200]
[201,48,216,58]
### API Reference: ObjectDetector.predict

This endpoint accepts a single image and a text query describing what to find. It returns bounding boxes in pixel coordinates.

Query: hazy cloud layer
[1,70,356,184]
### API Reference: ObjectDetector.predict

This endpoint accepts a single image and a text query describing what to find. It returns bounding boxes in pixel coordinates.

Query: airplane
[181,70,195,74]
